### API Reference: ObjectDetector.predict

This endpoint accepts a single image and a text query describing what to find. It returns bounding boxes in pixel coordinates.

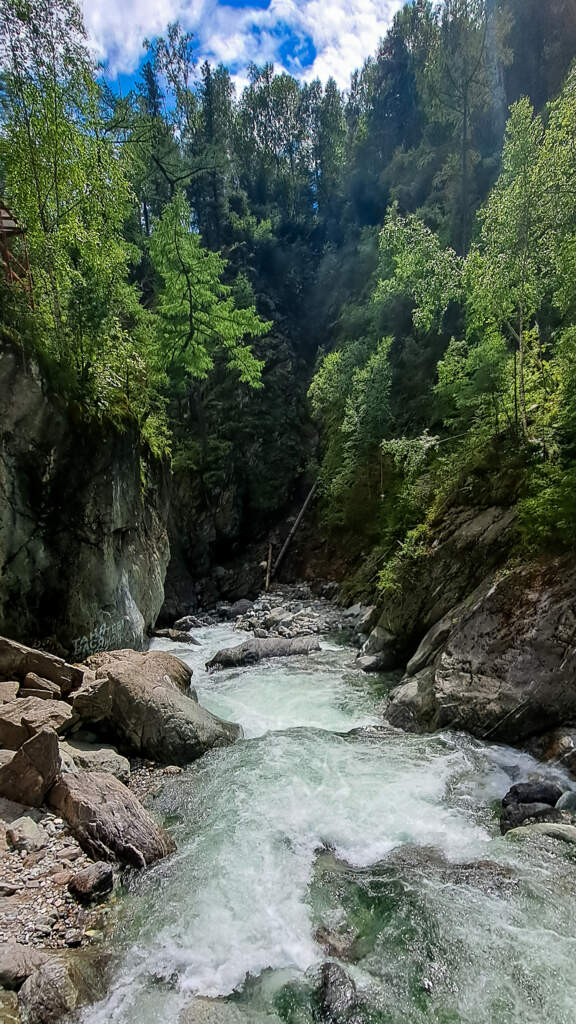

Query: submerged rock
[206,636,320,670]
[48,771,176,868]
[316,963,358,1024]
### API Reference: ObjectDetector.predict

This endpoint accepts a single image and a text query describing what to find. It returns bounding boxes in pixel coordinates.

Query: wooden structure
[0,202,33,301]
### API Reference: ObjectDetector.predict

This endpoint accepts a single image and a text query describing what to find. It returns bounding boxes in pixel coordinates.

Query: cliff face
[0,342,170,657]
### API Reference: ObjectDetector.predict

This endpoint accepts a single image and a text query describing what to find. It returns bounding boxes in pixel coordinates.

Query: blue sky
[81,0,405,94]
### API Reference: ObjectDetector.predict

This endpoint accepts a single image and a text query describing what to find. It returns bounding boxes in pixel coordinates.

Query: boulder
[386,559,576,744]
[504,823,576,845]
[174,615,203,630]
[85,648,192,693]
[72,651,239,765]
[59,739,130,783]
[17,951,112,1024]
[556,791,576,811]
[0,637,83,696]
[48,771,176,867]
[217,599,253,621]
[357,606,377,635]
[502,781,563,808]
[6,817,46,853]
[0,728,60,806]
[68,861,114,902]
[206,636,321,671]
[21,673,61,698]
[361,625,396,658]
[500,803,564,835]
[0,698,76,750]
[356,654,388,674]
[0,682,19,703]
[0,944,49,989]
[316,963,358,1024]
[152,629,201,645]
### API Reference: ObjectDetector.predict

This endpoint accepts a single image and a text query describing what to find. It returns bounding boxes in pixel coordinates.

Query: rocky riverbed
[4,576,576,1023]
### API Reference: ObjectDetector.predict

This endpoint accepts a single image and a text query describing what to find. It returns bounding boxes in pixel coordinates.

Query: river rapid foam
[85,624,576,1024]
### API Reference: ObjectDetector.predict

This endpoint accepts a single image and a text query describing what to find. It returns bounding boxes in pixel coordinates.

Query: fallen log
[206,636,321,671]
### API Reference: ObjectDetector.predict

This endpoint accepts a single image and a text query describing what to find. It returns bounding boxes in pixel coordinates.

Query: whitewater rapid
[85,624,576,1024]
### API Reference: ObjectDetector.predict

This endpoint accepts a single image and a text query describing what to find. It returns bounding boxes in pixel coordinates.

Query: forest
[2,0,576,595]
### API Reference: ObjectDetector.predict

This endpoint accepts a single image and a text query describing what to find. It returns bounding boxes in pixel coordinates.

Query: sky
[80,0,406,94]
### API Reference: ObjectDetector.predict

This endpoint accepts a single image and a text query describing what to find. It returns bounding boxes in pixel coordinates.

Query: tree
[466,99,545,438]
[149,192,270,385]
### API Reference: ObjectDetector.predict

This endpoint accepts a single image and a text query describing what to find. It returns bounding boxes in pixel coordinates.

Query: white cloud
[81,0,404,90]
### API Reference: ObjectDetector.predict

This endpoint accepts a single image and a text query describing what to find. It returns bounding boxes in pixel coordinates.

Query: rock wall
[386,557,576,744]
[0,341,170,657]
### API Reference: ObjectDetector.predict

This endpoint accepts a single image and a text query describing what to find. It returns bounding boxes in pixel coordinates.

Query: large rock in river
[73,650,240,764]
[48,771,175,867]
[17,950,113,1024]
[386,558,576,743]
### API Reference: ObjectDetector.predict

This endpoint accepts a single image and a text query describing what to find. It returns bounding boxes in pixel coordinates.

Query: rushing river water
[86,624,576,1024]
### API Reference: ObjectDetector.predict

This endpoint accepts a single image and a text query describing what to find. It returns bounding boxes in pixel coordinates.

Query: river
[85,623,576,1024]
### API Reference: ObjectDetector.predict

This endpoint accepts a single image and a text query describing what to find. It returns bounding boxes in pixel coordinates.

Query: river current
[86,624,576,1024]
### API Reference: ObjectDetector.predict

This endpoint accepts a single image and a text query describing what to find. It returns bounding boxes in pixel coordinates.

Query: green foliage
[2,0,576,573]
[149,192,269,385]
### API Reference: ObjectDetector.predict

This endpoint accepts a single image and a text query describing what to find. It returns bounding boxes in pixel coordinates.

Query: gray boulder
[386,558,576,744]
[48,771,176,868]
[59,739,130,783]
[206,636,320,670]
[356,654,389,673]
[73,650,240,764]
[6,817,46,853]
[0,728,60,806]
[174,615,203,630]
[17,951,112,1024]
[505,823,576,845]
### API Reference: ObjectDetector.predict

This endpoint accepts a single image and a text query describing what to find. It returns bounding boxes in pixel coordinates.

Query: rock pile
[212,585,376,642]
[0,632,244,1020]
